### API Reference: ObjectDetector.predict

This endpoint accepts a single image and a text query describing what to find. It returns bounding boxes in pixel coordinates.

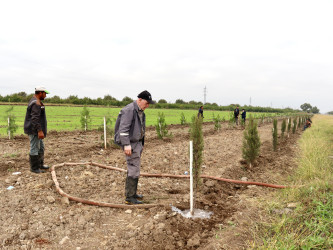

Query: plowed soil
[0,121,302,249]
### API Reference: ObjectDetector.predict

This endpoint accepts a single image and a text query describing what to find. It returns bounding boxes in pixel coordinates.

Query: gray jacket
[24,96,47,136]
[114,101,145,146]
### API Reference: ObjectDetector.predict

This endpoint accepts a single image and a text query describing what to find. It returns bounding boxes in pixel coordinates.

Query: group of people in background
[233,106,246,125]
[198,105,313,131]
[198,105,247,125]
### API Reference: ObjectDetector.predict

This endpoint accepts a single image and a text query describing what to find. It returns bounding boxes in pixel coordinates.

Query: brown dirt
[0,121,301,249]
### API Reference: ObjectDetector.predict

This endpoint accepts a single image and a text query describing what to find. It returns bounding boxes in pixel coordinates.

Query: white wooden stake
[8,117,10,139]
[104,116,107,149]
[190,141,194,216]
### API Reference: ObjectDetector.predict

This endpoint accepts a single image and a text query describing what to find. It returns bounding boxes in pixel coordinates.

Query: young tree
[5,106,18,139]
[189,115,204,201]
[260,114,266,125]
[292,118,297,134]
[80,105,92,131]
[272,119,278,151]
[180,112,187,125]
[212,113,222,131]
[98,114,115,147]
[228,112,235,127]
[155,112,171,139]
[242,116,261,168]
[281,119,286,139]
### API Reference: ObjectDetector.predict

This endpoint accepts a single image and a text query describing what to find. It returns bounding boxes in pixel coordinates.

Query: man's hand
[124,145,132,156]
[38,130,45,139]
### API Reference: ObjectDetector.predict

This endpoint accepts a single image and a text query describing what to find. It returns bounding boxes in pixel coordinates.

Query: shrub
[180,112,187,125]
[98,114,115,148]
[293,118,297,134]
[189,115,204,191]
[155,112,172,139]
[228,112,235,127]
[260,114,266,125]
[212,113,222,131]
[5,106,18,139]
[80,106,92,131]
[242,116,261,168]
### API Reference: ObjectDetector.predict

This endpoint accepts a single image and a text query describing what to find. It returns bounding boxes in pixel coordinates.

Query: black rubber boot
[38,152,49,170]
[30,155,45,174]
[133,178,143,199]
[125,177,143,205]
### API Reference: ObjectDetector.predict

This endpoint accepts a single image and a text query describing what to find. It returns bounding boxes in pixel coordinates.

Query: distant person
[241,109,246,123]
[303,118,312,130]
[24,86,50,174]
[234,106,240,125]
[198,106,204,118]
[114,90,155,205]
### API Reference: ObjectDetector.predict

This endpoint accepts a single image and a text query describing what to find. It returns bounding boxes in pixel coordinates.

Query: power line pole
[204,86,207,104]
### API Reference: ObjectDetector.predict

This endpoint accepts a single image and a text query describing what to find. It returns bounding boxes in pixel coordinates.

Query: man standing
[197,106,204,118]
[114,90,155,205]
[24,86,50,174]
[241,109,246,124]
[234,106,240,125]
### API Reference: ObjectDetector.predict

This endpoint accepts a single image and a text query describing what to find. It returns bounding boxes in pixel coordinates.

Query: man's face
[39,92,47,100]
[137,98,150,111]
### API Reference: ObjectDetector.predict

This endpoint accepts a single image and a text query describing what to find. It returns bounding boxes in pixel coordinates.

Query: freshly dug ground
[0,121,302,249]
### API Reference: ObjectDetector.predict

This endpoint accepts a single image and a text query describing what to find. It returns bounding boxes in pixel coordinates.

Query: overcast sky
[0,0,332,113]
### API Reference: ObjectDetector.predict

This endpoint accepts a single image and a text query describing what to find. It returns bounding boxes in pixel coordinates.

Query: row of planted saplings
[155,112,312,140]
[241,114,313,169]
[272,115,312,151]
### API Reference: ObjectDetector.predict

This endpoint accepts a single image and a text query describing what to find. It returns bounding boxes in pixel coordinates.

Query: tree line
[0,91,302,113]
[300,103,320,114]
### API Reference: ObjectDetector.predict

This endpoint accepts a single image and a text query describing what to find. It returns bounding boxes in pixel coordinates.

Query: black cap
[137,90,155,104]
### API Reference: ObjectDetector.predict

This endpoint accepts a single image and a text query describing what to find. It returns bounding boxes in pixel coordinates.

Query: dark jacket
[234,108,240,118]
[24,96,47,136]
[198,108,204,118]
[241,111,246,119]
[114,101,145,146]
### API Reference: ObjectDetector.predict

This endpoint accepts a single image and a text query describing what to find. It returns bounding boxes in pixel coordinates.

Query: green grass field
[0,104,278,136]
[252,114,333,249]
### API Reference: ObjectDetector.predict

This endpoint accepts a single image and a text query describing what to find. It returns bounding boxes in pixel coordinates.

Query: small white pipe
[8,117,10,139]
[190,141,194,216]
[104,116,107,149]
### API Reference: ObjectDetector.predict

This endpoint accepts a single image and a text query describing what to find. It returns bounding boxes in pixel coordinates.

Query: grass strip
[252,115,333,249]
